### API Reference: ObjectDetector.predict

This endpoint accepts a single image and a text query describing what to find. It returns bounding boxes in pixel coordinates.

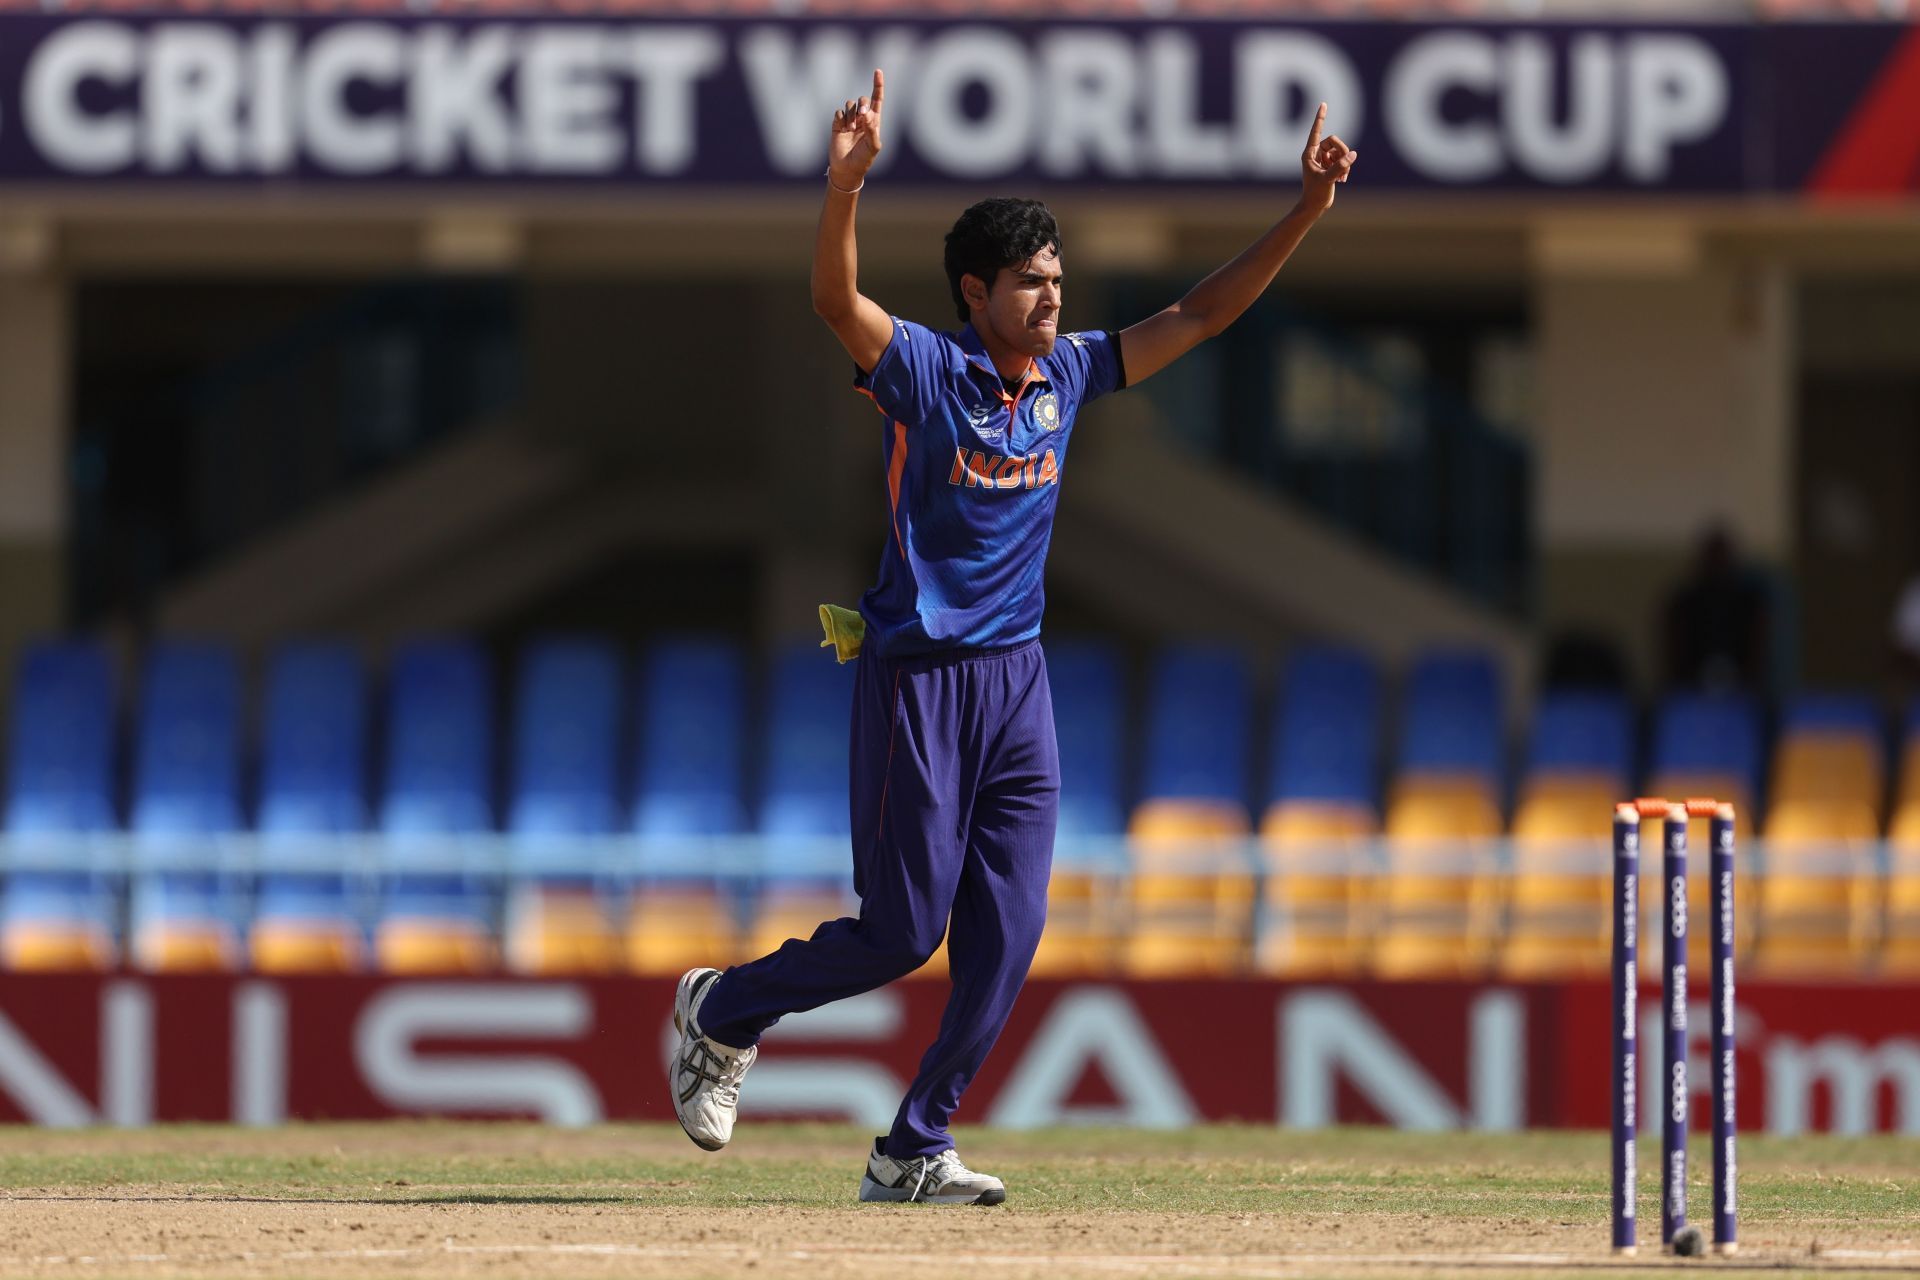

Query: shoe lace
[910,1149,966,1202]
[677,1039,754,1107]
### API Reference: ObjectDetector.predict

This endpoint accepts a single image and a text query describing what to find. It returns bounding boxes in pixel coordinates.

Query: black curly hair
[943,198,1061,325]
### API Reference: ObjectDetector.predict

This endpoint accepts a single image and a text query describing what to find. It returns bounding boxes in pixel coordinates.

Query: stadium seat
[1753,693,1882,977]
[1257,646,1381,977]
[1,641,118,971]
[631,638,750,839]
[1642,691,1763,966]
[759,642,854,839]
[504,639,625,975]
[1375,649,1504,978]
[625,638,749,975]
[1032,640,1128,976]
[1502,691,1631,979]
[127,642,246,972]
[1048,640,1128,840]
[1126,646,1254,977]
[251,642,369,974]
[375,639,497,974]
[1885,701,1920,974]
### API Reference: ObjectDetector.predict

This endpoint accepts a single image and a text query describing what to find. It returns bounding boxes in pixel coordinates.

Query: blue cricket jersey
[853,319,1126,659]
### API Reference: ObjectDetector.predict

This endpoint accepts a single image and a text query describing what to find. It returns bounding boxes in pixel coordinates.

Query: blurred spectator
[1661,525,1771,694]
[1541,627,1630,693]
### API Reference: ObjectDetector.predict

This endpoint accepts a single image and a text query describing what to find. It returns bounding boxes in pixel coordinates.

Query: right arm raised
[811,69,894,375]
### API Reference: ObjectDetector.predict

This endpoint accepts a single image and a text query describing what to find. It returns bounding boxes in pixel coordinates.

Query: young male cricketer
[671,68,1357,1205]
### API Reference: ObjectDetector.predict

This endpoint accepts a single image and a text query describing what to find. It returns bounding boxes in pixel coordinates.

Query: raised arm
[1119,104,1357,387]
[812,69,895,375]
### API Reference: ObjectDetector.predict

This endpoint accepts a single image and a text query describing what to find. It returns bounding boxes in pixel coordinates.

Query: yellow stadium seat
[1130,799,1252,842]
[1374,776,1500,978]
[251,920,363,974]
[1881,847,1920,975]
[1501,840,1611,980]
[627,886,742,976]
[1123,830,1254,977]
[1772,737,1881,815]
[744,887,853,965]
[505,887,623,976]
[0,922,114,972]
[1750,839,1877,978]
[134,921,240,972]
[375,917,496,974]
[1511,776,1617,842]
[1029,871,1120,977]
[1256,801,1373,977]
[1637,777,1757,968]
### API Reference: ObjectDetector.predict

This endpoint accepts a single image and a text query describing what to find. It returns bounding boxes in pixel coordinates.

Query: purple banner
[0,15,1907,194]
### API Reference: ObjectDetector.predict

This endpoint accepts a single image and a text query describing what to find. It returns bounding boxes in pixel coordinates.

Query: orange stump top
[1623,797,1736,821]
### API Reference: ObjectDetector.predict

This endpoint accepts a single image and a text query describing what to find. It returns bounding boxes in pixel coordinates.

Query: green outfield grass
[1,1123,1913,1218]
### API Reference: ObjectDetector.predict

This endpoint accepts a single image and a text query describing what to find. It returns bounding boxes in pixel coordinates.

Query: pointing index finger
[872,68,885,111]
[1307,102,1326,152]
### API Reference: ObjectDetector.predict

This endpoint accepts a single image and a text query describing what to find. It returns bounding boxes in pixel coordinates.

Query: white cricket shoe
[670,967,756,1152]
[858,1139,1006,1205]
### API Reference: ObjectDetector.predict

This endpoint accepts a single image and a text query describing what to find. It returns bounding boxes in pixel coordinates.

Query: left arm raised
[1119,104,1356,388]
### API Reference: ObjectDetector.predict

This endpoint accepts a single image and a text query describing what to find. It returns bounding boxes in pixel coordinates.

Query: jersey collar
[958,323,1049,405]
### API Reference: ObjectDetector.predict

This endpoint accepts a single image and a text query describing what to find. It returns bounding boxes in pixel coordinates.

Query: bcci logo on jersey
[1034,393,1060,432]
[950,448,1060,491]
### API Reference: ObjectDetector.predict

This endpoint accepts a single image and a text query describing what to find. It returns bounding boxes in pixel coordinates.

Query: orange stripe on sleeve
[887,420,910,563]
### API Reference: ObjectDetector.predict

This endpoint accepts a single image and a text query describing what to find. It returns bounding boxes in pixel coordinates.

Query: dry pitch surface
[0,1124,1916,1280]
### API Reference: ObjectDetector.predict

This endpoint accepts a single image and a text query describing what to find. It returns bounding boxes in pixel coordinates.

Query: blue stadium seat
[1132,645,1253,835]
[129,641,245,971]
[252,642,369,972]
[509,638,623,844]
[5,640,117,834]
[1265,645,1381,816]
[1,640,118,970]
[632,638,749,840]
[1047,640,1127,841]
[1650,692,1763,807]
[382,639,494,836]
[376,639,496,972]
[259,643,368,836]
[759,642,855,842]
[1525,691,1633,783]
[1398,648,1504,783]
[1781,692,1880,739]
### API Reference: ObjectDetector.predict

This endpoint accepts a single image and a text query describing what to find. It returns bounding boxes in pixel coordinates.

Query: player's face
[983,246,1063,358]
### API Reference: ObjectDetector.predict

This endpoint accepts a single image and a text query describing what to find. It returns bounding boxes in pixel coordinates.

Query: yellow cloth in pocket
[818,604,865,663]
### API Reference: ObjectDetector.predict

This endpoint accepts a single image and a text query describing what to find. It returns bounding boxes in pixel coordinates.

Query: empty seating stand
[626,638,750,976]
[750,644,861,971]
[1646,692,1763,967]
[252,643,369,973]
[1257,646,1380,977]
[129,642,246,972]
[1377,649,1504,978]
[1502,691,1632,978]
[1755,694,1883,976]
[1126,646,1255,977]
[1,641,118,971]
[1032,640,1128,977]
[376,640,497,974]
[504,638,626,976]
[1886,699,1920,975]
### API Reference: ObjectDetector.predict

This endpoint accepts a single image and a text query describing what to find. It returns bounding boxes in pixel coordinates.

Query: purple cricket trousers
[694,639,1059,1159]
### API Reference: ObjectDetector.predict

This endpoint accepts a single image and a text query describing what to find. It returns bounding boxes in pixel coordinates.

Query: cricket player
[671,68,1356,1204]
